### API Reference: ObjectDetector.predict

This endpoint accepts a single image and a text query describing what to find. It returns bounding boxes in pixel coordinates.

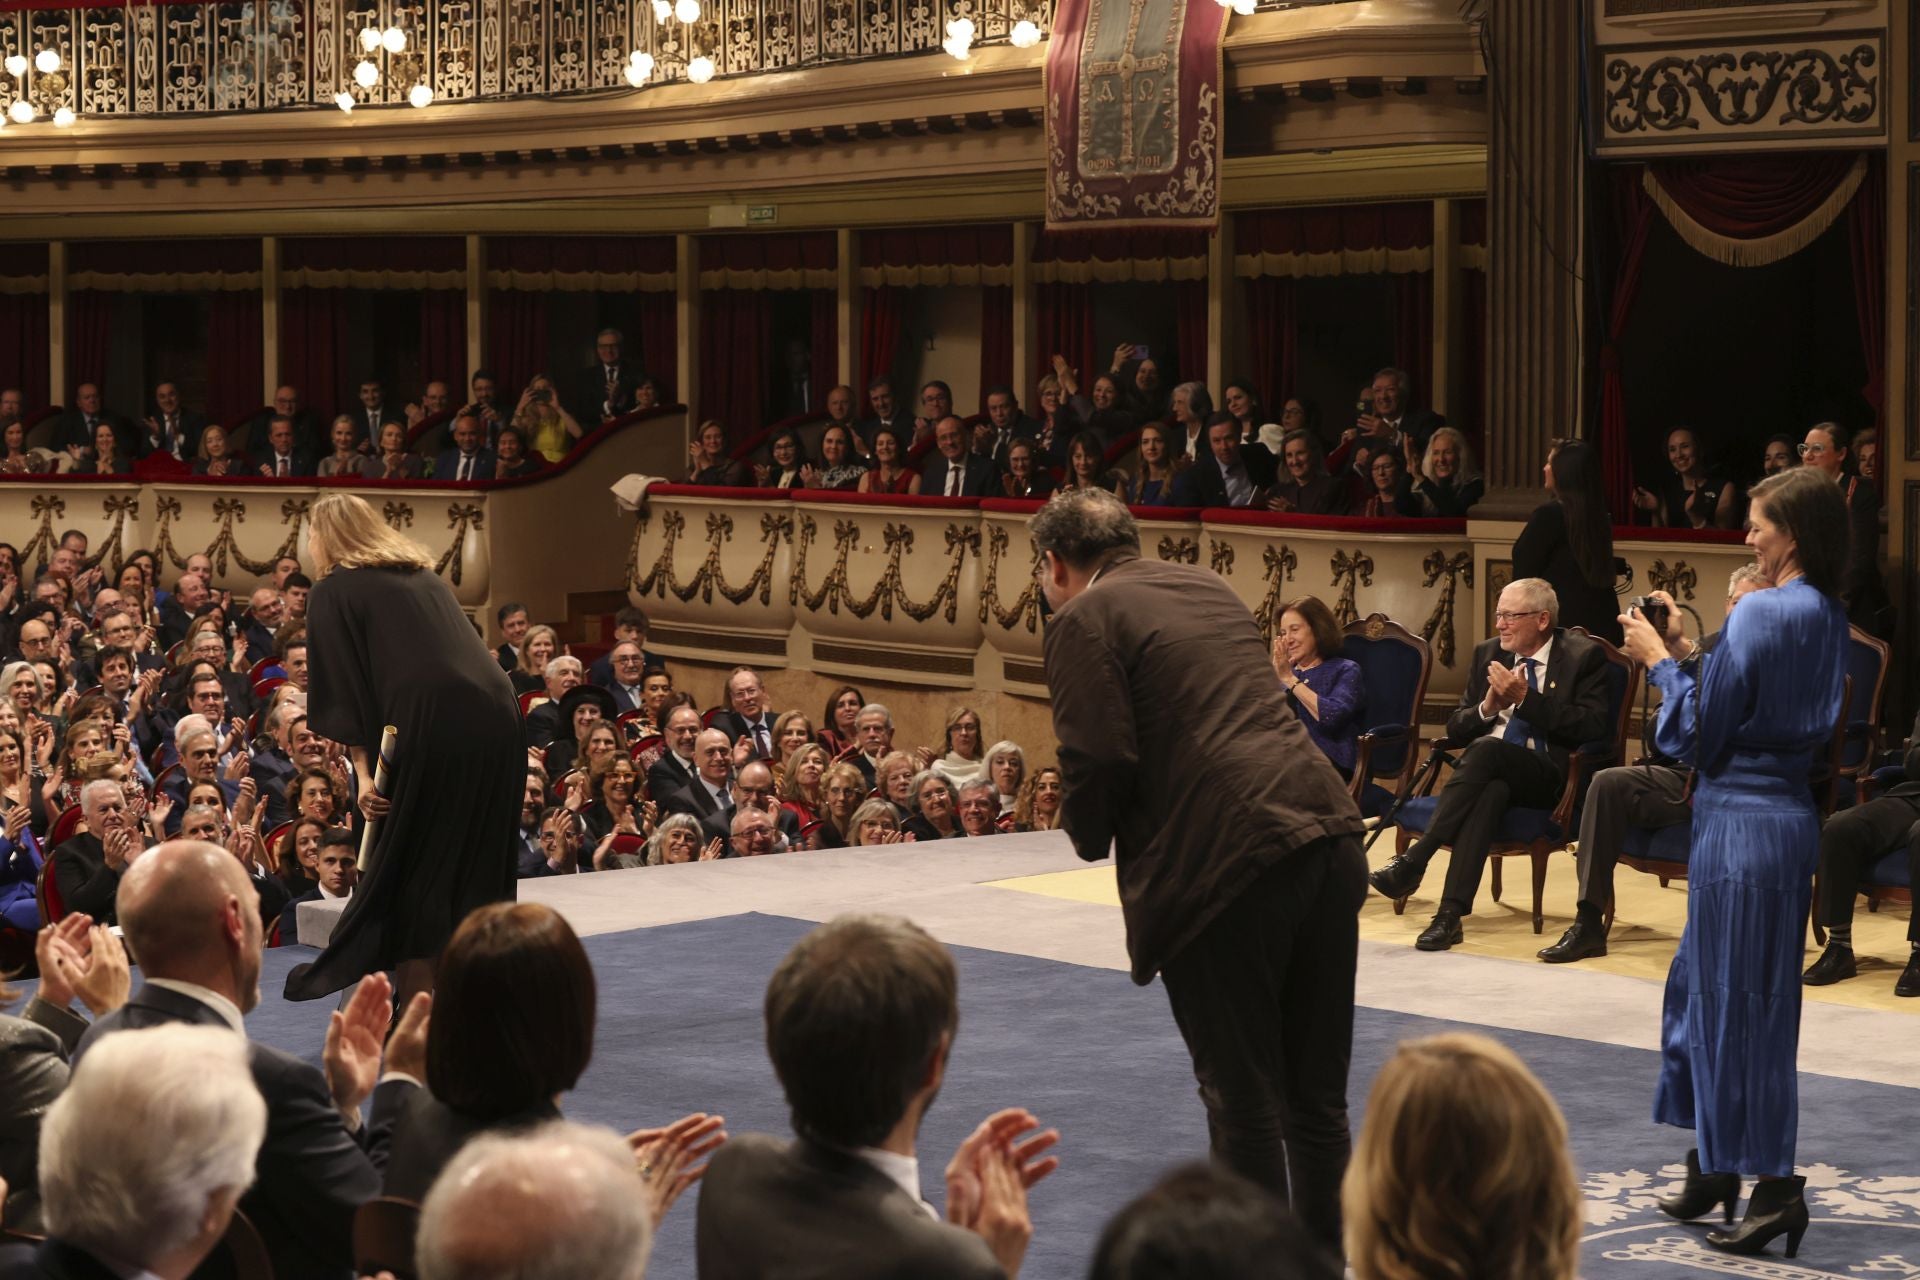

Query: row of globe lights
[336,25,431,111]
[3,49,74,127]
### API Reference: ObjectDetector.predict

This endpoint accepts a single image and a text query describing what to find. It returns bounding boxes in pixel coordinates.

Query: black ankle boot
[1802,942,1856,986]
[1707,1175,1808,1258]
[1657,1149,1739,1223]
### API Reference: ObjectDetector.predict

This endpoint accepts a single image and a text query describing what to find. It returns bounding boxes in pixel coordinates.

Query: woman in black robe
[283,493,522,1003]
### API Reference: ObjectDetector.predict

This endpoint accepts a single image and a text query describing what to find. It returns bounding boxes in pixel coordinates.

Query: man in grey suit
[696,915,1059,1279]
[1031,489,1367,1257]
[73,841,426,1280]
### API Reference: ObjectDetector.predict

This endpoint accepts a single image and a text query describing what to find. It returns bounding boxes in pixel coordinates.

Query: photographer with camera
[511,374,583,463]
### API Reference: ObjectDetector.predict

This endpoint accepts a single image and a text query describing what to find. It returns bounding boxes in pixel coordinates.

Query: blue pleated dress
[1647,576,1848,1177]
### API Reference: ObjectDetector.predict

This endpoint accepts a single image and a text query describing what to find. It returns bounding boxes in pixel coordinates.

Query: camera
[531,389,551,403]
[1629,594,1669,636]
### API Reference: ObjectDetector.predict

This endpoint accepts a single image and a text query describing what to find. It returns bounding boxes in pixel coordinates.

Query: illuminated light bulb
[382,26,406,53]
[408,81,432,107]
[334,90,355,112]
[3,55,26,79]
[942,37,967,59]
[359,26,382,52]
[624,53,654,86]
[1230,0,1255,12]
[51,106,73,127]
[686,54,714,83]
[651,0,671,19]
[945,17,974,41]
[673,0,700,23]
[33,48,59,75]
[7,99,32,124]
[1010,20,1040,47]
[353,59,379,88]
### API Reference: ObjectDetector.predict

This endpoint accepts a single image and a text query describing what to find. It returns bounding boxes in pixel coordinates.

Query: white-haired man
[523,655,584,749]
[49,779,138,926]
[0,1024,267,1280]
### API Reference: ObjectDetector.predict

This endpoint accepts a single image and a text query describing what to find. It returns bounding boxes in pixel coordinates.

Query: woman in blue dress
[1269,595,1365,778]
[1618,466,1850,1258]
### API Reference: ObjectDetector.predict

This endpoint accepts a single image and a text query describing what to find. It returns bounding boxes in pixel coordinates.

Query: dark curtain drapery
[418,290,468,396]
[639,292,677,402]
[808,289,838,412]
[1648,153,1862,248]
[0,293,48,411]
[1392,271,1433,409]
[485,289,549,399]
[861,287,903,397]
[1243,276,1297,412]
[859,225,1015,276]
[1847,154,1885,435]
[1598,170,1657,520]
[282,236,465,275]
[278,288,354,424]
[1174,280,1208,390]
[204,291,263,427]
[1233,203,1434,263]
[1034,282,1096,401]
[979,286,1014,410]
[698,290,771,443]
[64,290,114,396]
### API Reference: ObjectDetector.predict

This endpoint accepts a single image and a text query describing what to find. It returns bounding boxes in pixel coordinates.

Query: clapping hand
[101,825,135,872]
[2,803,28,842]
[698,837,724,862]
[628,1113,728,1227]
[1483,660,1527,714]
[730,736,755,769]
[147,789,173,833]
[324,973,396,1116]
[943,1108,1060,1277]
[38,916,130,1016]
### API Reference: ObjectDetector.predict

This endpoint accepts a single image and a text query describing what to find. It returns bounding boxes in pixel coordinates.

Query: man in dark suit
[1369,577,1611,951]
[49,383,133,465]
[494,600,530,673]
[248,385,326,458]
[521,656,585,750]
[50,780,137,926]
[242,585,287,664]
[160,727,244,836]
[714,665,779,760]
[586,606,662,687]
[434,411,495,482]
[647,705,704,802]
[1325,365,1445,477]
[662,728,739,843]
[696,915,1057,1279]
[254,414,316,478]
[1172,416,1280,508]
[567,328,643,425]
[1540,572,1767,963]
[141,379,209,461]
[857,377,912,444]
[919,416,994,498]
[73,840,423,1280]
[353,379,406,446]
[1805,710,1920,997]
[974,387,1040,475]
[1032,490,1366,1254]
[250,703,315,829]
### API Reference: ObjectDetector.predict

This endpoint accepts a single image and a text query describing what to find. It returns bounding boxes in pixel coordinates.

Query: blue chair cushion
[1393,797,1564,846]
[1359,782,1396,819]
[1620,819,1693,864]
[1868,846,1912,890]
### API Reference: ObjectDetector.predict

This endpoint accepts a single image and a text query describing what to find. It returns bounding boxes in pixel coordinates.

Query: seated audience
[873,751,918,821]
[974,387,1039,471]
[687,419,745,485]
[661,728,740,842]
[646,705,704,801]
[275,814,328,899]
[1058,430,1125,499]
[696,915,1057,1278]
[1172,416,1277,509]
[1090,1163,1336,1280]
[0,420,43,475]
[586,605,661,688]
[569,329,642,424]
[647,811,717,865]
[75,839,425,1280]
[998,438,1055,500]
[543,685,618,781]
[730,805,780,857]
[1360,448,1418,517]
[1633,426,1738,530]
[1122,355,1167,424]
[912,380,956,443]
[930,707,986,790]
[820,684,865,758]
[1011,767,1062,833]
[715,665,780,759]
[434,413,495,482]
[858,377,910,442]
[1761,432,1797,477]
[1410,426,1484,517]
[956,780,1001,837]
[50,779,138,925]
[1167,381,1211,460]
[1327,366,1444,474]
[1031,374,1078,461]
[1343,1033,1580,1280]
[82,422,130,476]
[768,710,815,783]
[384,900,721,1205]
[192,423,246,477]
[780,743,828,827]
[523,655,585,747]
[858,425,923,495]
[256,414,316,478]
[815,762,867,849]
[492,425,543,479]
[1856,427,1881,486]
[1540,571,1768,965]
[1266,428,1350,515]
[901,772,961,841]
[1368,579,1610,951]
[276,824,358,938]
[1221,379,1264,445]
[754,429,809,489]
[141,382,203,460]
[1127,422,1181,507]
[11,1023,267,1280]
[581,755,648,855]
[848,702,897,786]
[806,423,869,491]
[985,740,1025,818]
[370,420,424,480]
[1801,420,1888,637]
[920,417,994,497]
[1270,596,1365,778]
[1513,438,1624,645]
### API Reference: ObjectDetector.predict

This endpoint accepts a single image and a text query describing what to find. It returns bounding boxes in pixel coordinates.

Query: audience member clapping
[1031,374,1078,460]
[1267,429,1349,515]
[1410,426,1483,517]
[849,702,896,785]
[1632,425,1738,530]
[317,414,370,478]
[820,685,865,758]
[696,914,1058,1278]
[648,812,721,865]
[1270,595,1366,778]
[492,426,542,479]
[999,438,1056,500]
[849,797,911,846]
[193,423,245,477]
[1010,767,1062,834]
[49,779,138,925]
[984,741,1025,819]
[901,772,961,842]
[859,426,922,495]
[581,754,651,852]
[661,728,743,843]
[754,429,809,490]
[687,420,744,486]
[1091,1162,1337,1280]
[371,421,424,480]
[805,423,868,491]
[1342,1033,1580,1280]
[956,780,1000,837]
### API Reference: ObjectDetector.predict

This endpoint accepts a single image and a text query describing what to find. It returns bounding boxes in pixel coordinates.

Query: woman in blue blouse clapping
[1270,595,1366,778]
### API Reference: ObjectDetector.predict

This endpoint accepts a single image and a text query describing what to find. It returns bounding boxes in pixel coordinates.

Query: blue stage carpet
[244,915,1920,1279]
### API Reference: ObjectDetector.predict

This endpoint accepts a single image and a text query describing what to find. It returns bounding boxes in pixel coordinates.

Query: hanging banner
[1043,0,1230,231]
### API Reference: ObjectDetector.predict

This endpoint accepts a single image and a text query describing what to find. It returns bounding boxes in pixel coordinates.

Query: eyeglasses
[1491,610,1544,623]
[1796,442,1828,455]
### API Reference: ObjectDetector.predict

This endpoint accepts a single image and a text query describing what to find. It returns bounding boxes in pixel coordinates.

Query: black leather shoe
[1658,1148,1740,1224]
[1896,949,1920,998]
[1368,855,1427,901]
[1801,943,1857,986]
[1538,918,1608,964]
[1707,1175,1807,1258]
[1414,910,1463,951]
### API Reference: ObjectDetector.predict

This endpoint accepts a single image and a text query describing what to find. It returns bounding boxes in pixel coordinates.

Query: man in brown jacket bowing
[1031,490,1367,1256]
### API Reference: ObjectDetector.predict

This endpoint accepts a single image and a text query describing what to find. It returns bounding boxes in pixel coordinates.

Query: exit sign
[746,205,777,223]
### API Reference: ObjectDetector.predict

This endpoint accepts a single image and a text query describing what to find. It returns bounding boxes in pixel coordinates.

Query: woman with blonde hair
[1344,1033,1581,1280]
[283,492,522,1008]
[849,797,913,846]
[1011,766,1063,833]
[512,374,582,463]
[780,742,828,826]
[509,623,559,696]
[814,760,866,849]
[930,706,987,790]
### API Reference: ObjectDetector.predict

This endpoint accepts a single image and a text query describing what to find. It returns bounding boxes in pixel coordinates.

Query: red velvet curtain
[639,292,676,402]
[418,290,467,394]
[1392,271,1433,407]
[0,246,49,409]
[1233,203,1433,259]
[205,291,263,426]
[1650,153,1862,239]
[979,286,1014,408]
[1847,154,1885,434]
[698,290,770,442]
[1243,277,1297,410]
[1174,280,1207,389]
[64,290,114,395]
[485,288,549,396]
[808,289,838,409]
[278,288,353,424]
[859,225,1015,271]
[861,286,902,396]
[1599,170,1657,519]
[1034,282,1095,397]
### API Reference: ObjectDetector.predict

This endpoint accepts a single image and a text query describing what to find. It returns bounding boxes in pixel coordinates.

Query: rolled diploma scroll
[356,726,398,872]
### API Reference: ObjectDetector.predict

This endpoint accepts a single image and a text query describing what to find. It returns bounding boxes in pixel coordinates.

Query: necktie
[753,724,769,758]
[946,466,960,496]
[605,364,617,391]
[369,410,379,436]
[276,456,287,477]
[1501,658,1542,752]
[458,455,472,481]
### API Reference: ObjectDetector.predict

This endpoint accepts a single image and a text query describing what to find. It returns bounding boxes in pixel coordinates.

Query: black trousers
[1159,834,1367,1258]
[1405,737,1563,915]
[1816,793,1920,943]
[1573,764,1693,918]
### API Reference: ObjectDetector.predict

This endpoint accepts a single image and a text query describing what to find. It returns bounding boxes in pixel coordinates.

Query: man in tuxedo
[698,915,1055,1278]
[600,642,652,715]
[1325,366,1445,476]
[823,384,857,434]
[50,780,138,926]
[912,381,955,444]
[1540,571,1767,964]
[1172,416,1279,508]
[920,417,994,498]
[157,572,210,649]
[142,380,208,461]
[1032,490,1365,1254]
[256,415,316,478]
[73,840,423,1280]
[715,665,779,759]
[276,830,359,940]
[522,656,584,749]
[1369,577,1610,950]
[434,412,495,482]
[253,385,326,457]
[495,601,530,672]
[569,328,641,425]
[662,727,739,843]
[1806,715,1920,997]
[974,387,1039,474]
[355,379,405,445]
[8,1023,267,1280]
[515,774,561,878]
[859,377,911,443]
[646,705,704,802]
[50,383,132,464]
[586,606,661,686]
